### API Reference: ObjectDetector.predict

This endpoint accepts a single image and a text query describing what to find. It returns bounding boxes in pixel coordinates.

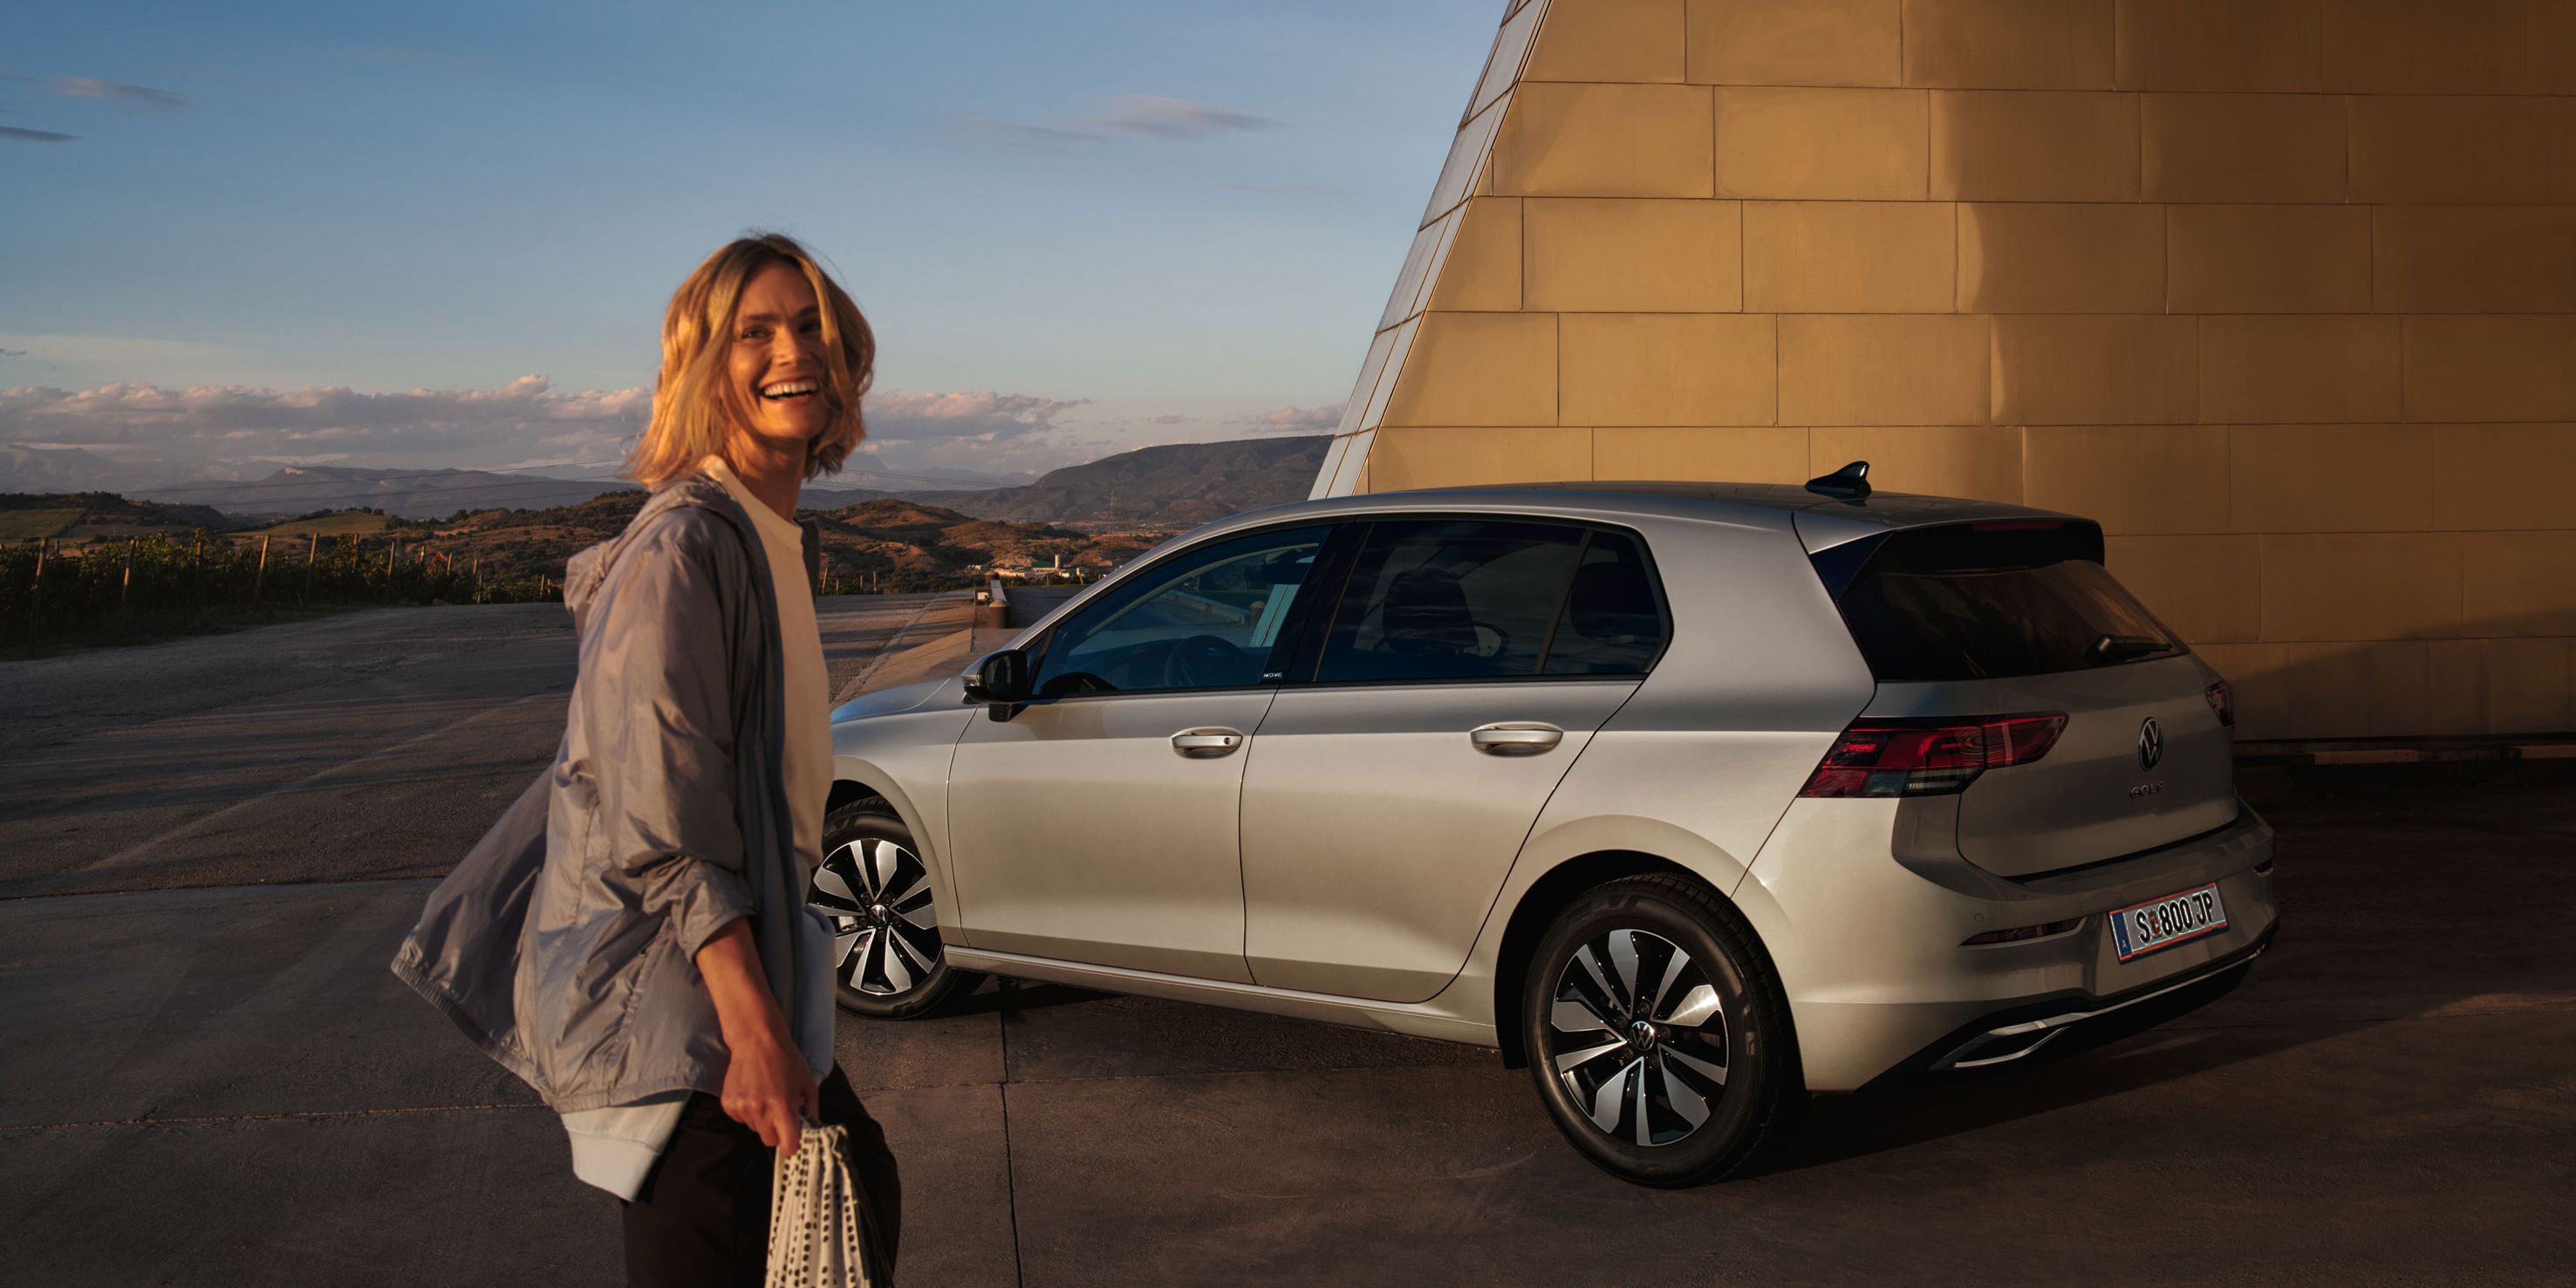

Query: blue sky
[0,0,1500,485]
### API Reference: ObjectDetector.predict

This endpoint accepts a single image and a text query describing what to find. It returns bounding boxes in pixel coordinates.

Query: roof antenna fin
[1805,460,1871,498]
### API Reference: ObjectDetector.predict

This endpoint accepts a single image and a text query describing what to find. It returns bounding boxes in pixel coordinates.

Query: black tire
[808,797,983,1019]
[1520,874,1804,1187]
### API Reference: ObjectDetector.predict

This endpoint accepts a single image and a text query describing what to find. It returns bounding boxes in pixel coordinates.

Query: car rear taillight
[1799,714,2068,798]
[2204,680,2234,728]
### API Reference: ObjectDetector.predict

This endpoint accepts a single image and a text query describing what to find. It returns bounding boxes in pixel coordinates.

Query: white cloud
[46,76,188,111]
[863,391,1085,442]
[960,94,1278,147]
[0,376,649,472]
[0,377,1090,480]
[1083,95,1276,139]
[1252,403,1341,433]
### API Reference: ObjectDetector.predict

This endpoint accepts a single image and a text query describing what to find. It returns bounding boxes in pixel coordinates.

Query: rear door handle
[1470,723,1563,755]
[1171,728,1246,757]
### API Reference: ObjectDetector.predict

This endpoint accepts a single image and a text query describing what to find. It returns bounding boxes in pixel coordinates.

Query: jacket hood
[564,476,752,633]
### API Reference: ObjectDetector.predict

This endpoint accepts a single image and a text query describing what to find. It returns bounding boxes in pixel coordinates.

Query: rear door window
[1307,520,1666,684]
[1830,521,2184,682]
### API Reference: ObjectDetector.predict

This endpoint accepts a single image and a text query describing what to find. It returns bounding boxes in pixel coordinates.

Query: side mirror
[960,648,1031,719]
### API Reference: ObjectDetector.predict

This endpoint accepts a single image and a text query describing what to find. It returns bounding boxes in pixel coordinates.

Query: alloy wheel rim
[1545,928,1731,1148]
[810,836,940,996]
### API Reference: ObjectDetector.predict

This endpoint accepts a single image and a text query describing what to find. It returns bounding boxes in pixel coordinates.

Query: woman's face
[725,262,830,452]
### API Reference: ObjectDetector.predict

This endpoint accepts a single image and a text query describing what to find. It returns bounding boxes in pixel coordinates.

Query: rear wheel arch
[1494,852,1752,1069]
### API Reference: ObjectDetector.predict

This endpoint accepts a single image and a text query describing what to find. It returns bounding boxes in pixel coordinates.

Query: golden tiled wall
[1312,0,2576,741]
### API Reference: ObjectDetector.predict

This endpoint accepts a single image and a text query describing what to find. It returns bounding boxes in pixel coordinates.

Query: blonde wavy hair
[625,232,875,486]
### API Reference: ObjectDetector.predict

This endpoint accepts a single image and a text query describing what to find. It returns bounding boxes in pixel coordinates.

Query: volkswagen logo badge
[2137,718,2164,771]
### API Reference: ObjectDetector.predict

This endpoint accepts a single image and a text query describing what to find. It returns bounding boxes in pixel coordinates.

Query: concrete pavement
[2,603,2571,1285]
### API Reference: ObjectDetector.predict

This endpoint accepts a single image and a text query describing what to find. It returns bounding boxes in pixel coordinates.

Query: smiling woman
[394,230,898,1288]
[625,233,876,491]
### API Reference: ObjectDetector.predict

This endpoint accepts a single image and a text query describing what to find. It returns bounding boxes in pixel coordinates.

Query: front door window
[1033,525,1331,698]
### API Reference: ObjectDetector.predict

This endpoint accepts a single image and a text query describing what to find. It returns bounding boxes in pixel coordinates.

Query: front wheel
[1520,874,1803,1186]
[809,798,983,1019]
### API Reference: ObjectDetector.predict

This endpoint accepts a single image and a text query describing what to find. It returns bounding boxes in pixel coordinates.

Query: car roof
[1192,480,2081,550]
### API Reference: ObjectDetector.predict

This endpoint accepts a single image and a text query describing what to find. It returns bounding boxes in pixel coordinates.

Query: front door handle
[1171,728,1245,758]
[1470,723,1563,756]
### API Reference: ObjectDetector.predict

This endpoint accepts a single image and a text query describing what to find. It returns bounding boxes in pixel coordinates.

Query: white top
[562,458,839,1200]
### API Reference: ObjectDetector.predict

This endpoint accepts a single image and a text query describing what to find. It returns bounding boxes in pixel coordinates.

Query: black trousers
[623,1065,901,1287]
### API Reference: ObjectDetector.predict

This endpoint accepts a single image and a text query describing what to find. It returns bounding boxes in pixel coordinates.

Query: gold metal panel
[1744,200,1954,314]
[1779,314,1991,426]
[1426,198,1525,313]
[1930,90,2140,201]
[2258,533,2465,642]
[1686,0,1901,86]
[1524,198,1741,312]
[2199,316,2403,424]
[2115,0,2324,92]
[2347,96,2557,205]
[1522,0,1684,83]
[1365,426,1594,488]
[2323,0,2533,95]
[1992,315,2198,426]
[2105,535,2263,642]
[1559,313,1778,426]
[2464,533,2576,637]
[1378,313,1556,427]
[2022,425,2229,535]
[1592,426,1810,482]
[2372,207,2576,314]
[2166,205,2372,313]
[2402,317,2576,423]
[2229,425,2437,534]
[1957,202,2164,314]
[1491,82,1714,197]
[1712,86,1927,200]
[1902,0,2115,90]
[2432,424,2576,531]
[2142,92,2347,203]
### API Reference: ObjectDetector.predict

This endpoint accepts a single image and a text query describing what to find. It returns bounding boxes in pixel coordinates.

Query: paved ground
[0,593,963,899]
[2,604,2571,1285]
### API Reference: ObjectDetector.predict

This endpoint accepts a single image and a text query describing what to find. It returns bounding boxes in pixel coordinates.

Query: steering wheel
[1161,634,1251,688]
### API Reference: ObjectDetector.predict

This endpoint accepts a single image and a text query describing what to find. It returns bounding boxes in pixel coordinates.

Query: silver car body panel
[824,482,2279,1089]
[1240,678,1639,1002]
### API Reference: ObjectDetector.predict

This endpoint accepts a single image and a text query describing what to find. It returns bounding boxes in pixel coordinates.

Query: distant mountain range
[6,434,1334,528]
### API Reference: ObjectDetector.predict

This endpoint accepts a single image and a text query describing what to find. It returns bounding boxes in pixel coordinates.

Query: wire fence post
[119,537,136,615]
[31,536,47,627]
[253,535,271,604]
[304,532,318,604]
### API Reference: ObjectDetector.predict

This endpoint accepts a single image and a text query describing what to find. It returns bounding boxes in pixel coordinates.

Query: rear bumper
[1735,796,2279,1092]
[1859,922,2273,1088]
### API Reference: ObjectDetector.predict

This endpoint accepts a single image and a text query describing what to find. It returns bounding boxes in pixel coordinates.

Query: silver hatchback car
[808,469,2279,1186]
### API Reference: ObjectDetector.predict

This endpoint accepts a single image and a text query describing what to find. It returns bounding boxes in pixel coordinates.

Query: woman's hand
[694,918,820,1154]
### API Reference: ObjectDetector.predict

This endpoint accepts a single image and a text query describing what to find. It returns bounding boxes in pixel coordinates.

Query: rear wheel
[1520,874,1802,1186]
[809,797,983,1019]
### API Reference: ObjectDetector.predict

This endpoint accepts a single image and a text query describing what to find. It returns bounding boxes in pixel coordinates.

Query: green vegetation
[235,509,398,537]
[1,528,558,653]
[0,508,81,541]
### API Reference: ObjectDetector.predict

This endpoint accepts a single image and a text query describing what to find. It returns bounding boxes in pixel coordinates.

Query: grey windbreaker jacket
[391,474,813,1114]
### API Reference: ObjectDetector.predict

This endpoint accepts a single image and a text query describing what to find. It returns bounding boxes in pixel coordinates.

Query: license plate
[2108,883,2229,962]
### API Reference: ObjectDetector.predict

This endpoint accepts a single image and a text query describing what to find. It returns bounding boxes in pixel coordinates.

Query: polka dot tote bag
[766,1121,883,1288]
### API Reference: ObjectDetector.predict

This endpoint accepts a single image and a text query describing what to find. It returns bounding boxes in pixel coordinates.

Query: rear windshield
[1828,522,2185,682]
